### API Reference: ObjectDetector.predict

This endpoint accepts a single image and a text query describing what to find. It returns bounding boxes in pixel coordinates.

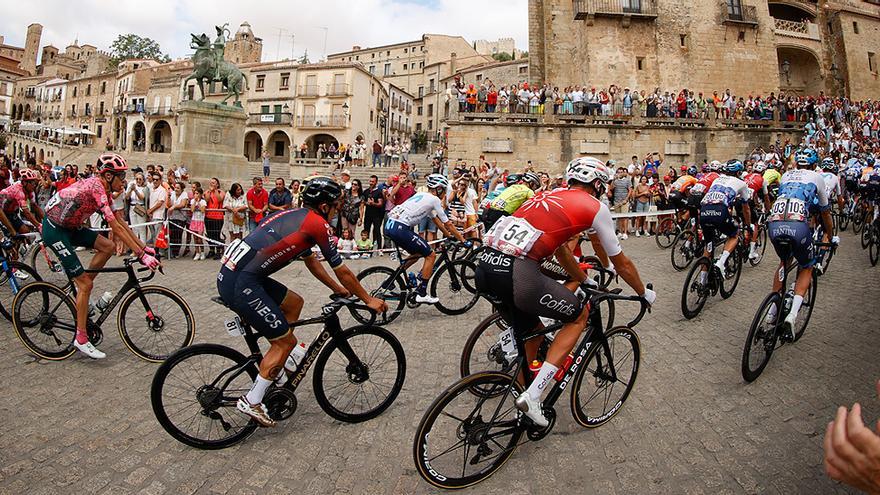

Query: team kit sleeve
[590,204,623,257]
[94,181,117,222]
[813,174,830,210]
[310,218,344,268]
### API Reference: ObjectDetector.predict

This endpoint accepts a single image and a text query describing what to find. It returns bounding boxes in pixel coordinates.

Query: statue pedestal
[171,100,248,181]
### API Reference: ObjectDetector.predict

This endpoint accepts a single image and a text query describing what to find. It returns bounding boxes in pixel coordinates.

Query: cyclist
[384,173,469,305]
[763,161,783,200]
[743,161,771,261]
[480,171,541,230]
[217,176,387,427]
[699,159,753,276]
[843,158,863,202]
[766,149,836,339]
[475,157,654,427]
[819,157,845,212]
[669,165,698,223]
[42,153,160,359]
[0,168,43,250]
[687,160,721,216]
[480,173,517,212]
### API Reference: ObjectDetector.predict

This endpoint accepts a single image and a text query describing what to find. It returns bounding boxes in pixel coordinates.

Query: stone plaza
[0,236,876,494]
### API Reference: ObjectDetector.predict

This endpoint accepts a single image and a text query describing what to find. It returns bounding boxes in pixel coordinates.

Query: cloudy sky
[2,0,528,63]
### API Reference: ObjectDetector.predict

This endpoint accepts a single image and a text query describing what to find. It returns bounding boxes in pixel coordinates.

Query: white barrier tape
[610,209,677,220]
[166,221,227,247]
[333,223,482,255]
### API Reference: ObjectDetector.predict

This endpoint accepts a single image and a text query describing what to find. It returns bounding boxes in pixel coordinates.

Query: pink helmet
[19,168,40,181]
[95,152,128,174]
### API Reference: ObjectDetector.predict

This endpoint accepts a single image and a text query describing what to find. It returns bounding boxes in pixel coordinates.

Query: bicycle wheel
[431,259,480,315]
[413,372,525,489]
[313,325,406,422]
[117,286,196,362]
[839,212,850,233]
[11,281,76,360]
[741,292,782,382]
[151,343,259,449]
[670,230,697,272]
[681,257,711,319]
[870,235,880,267]
[570,326,641,428]
[459,312,515,379]
[0,261,41,321]
[27,242,68,287]
[719,250,742,299]
[354,266,407,325]
[853,211,864,234]
[793,272,818,342]
[654,218,678,249]
[861,224,872,249]
[748,226,768,267]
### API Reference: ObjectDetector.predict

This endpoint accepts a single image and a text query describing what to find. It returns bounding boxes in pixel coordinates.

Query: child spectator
[337,228,356,258]
[356,230,374,259]
[189,187,207,260]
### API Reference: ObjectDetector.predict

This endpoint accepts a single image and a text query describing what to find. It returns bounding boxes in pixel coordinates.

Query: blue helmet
[724,159,744,175]
[796,148,819,168]
[867,155,876,167]
[687,165,698,176]
[820,157,836,171]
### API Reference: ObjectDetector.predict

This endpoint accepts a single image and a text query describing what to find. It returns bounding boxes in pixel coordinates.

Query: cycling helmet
[687,165,698,176]
[95,152,128,174]
[796,148,818,168]
[504,173,522,187]
[301,176,343,208]
[724,159,744,175]
[522,171,541,189]
[426,173,449,191]
[709,160,722,172]
[565,156,612,186]
[18,169,40,181]
[867,156,876,167]
[821,157,836,171]
[753,161,766,173]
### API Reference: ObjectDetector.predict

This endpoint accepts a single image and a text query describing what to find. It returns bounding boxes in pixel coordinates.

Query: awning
[79,128,96,136]
[54,127,83,135]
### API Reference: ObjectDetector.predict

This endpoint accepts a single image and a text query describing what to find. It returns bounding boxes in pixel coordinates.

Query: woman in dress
[223,183,248,242]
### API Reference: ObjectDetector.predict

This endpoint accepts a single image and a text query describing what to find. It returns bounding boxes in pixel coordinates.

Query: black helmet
[301,176,343,208]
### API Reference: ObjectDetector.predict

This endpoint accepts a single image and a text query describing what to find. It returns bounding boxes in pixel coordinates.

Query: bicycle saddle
[211,296,231,309]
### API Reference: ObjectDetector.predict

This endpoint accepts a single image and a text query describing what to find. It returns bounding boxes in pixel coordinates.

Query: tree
[491,52,513,62]
[519,51,529,59]
[108,34,171,69]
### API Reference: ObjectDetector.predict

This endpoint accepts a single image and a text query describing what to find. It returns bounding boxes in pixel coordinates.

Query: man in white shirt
[146,172,168,245]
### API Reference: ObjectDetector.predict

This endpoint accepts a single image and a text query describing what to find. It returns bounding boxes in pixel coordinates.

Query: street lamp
[781,60,791,85]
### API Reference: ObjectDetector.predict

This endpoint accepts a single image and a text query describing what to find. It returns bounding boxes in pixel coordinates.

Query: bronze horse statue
[183,31,248,105]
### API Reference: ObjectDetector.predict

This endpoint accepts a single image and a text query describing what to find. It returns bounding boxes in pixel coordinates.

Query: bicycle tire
[748,226,768,267]
[354,265,407,325]
[741,292,782,382]
[839,212,850,233]
[853,211,864,234]
[0,261,41,321]
[861,224,872,250]
[431,259,479,316]
[117,286,196,362]
[151,343,259,449]
[681,257,710,319]
[459,312,514,380]
[670,230,697,272]
[11,281,76,360]
[27,242,68,287]
[413,372,524,490]
[793,271,818,342]
[312,325,406,422]
[871,236,880,267]
[654,218,678,249]
[569,326,641,428]
[719,250,742,299]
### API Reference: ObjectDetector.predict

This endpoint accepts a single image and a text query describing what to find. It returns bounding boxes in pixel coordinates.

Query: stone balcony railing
[773,18,821,41]
[453,111,807,131]
[574,0,659,19]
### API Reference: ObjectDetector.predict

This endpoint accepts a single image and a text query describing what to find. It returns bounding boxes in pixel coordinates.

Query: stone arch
[768,1,816,21]
[150,120,172,153]
[244,131,263,162]
[132,121,147,151]
[24,104,31,120]
[304,133,339,159]
[777,45,824,96]
[38,148,44,164]
[266,130,291,162]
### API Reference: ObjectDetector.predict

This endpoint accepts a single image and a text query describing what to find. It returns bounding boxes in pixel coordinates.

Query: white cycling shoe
[12,270,29,280]
[73,340,106,359]
[236,397,276,428]
[515,393,548,428]
[415,293,439,304]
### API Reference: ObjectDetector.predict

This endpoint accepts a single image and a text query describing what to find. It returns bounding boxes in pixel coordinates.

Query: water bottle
[407,272,418,289]
[276,343,307,386]
[528,360,542,379]
[553,354,574,381]
[95,291,113,312]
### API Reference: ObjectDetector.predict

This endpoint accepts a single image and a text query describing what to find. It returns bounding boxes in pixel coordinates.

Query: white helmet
[753,160,766,173]
[425,173,449,190]
[565,157,612,186]
[709,160,723,172]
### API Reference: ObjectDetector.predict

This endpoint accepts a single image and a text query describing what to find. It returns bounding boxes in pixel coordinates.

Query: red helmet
[19,169,40,181]
[95,152,128,174]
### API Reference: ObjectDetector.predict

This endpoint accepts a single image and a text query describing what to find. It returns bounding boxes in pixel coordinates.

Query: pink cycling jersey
[0,182,35,214]
[45,177,115,229]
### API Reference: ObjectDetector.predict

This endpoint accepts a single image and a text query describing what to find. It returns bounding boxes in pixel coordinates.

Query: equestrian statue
[183,24,248,105]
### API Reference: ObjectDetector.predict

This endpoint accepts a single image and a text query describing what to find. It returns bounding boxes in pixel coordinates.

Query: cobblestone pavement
[0,233,877,495]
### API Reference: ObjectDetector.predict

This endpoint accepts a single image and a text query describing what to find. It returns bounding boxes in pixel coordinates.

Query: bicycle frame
[383,242,456,290]
[58,261,158,329]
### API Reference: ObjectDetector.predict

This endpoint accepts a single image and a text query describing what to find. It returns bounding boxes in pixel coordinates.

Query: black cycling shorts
[668,190,686,210]
[700,203,738,243]
[217,267,291,341]
[475,249,581,335]
[480,208,507,231]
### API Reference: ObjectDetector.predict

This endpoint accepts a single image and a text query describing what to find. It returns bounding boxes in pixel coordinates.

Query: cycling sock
[75,328,88,345]
[245,375,273,405]
[749,242,757,256]
[699,270,708,284]
[716,250,731,269]
[416,274,428,295]
[526,362,558,401]
[766,302,778,320]
[788,295,804,321]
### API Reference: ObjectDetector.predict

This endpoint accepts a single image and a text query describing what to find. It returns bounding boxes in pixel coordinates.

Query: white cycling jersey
[388,192,449,227]
[821,172,841,200]
[701,175,752,207]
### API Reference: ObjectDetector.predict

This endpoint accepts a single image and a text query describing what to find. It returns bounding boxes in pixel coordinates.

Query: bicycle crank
[87,320,104,346]
[526,407,556,441]
[264,388,297,421]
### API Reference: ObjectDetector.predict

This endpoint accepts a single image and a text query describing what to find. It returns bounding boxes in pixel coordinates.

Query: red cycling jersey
[743,172,765,197]
[691,172,719,195]
[509,188,621,261]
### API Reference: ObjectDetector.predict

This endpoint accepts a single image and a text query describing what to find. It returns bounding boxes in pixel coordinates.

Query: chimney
[21,23,42,75]
[450,52,457,75]
[352,45,361,51]
[0,36,4,45]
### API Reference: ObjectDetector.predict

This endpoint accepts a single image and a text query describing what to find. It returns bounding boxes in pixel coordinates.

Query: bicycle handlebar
[328,293,378,326]
[582,282,653,328]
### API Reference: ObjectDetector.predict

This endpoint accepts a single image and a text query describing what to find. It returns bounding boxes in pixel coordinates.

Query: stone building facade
[224,22,263,65]
[473,38,523,59]
[529,0,880,100]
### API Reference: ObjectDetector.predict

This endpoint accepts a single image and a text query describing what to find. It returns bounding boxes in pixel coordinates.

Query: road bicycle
[354,239,478,325]
[0,236,41,321]
[741,240,828,382]
[655,213,690,249]
[11,255,194,361]
[680,238,742,319]
[26,235,69,287]
[862,218,880,266]
[813,223,838,273]
[413,284,650,489]
[670,223,705,272]
[151,295,406,450]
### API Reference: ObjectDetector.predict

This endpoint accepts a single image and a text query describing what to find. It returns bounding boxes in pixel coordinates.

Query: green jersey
[489,184,535,215]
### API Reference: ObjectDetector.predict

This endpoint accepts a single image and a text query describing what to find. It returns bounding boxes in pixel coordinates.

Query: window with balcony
[261,105,270,114]
[256,75,265,91]
[417,106,423,116]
